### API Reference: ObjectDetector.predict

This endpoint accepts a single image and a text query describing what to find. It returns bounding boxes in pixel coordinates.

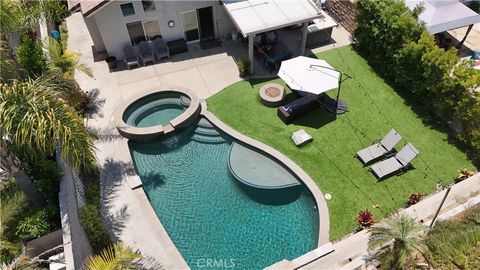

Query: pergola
[406,0,480,47]
[222,0,322,73]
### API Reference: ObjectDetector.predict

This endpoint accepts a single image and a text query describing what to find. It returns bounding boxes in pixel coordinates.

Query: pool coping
[112,88,200,142]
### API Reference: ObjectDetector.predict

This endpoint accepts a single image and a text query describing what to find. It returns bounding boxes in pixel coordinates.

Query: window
[142,0,156,12]
[143,20,161,40]
[126,21,145,45]
[120,3,135,17]
[182,10,199,42]
[126,20,162,45]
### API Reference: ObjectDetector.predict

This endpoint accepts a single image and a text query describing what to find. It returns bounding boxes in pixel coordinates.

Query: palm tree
[83,243,141,270]
[0,75,96,206]
[368,214,428,269]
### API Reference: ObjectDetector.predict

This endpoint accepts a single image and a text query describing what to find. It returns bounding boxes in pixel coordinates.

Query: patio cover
[405,0,480,34]
[222,0,322,37]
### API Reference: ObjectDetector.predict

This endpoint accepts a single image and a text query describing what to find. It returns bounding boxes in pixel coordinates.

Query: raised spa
[122,92,191,128]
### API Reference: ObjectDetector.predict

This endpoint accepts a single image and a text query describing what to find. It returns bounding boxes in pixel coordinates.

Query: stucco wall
[58,155,93,270]
[84,15,106,52]
[88,0,234,58]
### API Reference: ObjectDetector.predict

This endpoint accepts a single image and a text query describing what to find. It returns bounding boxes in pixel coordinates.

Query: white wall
[89,0,234,58]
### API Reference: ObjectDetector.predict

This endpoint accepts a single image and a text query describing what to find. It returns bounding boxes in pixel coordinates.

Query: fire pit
[259,83,285,107]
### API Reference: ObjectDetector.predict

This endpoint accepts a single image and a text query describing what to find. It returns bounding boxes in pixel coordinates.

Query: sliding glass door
[182,10,199,42]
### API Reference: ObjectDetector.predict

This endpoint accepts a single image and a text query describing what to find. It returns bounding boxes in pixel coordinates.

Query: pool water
[128,118,319,269]
[123,92,189,128]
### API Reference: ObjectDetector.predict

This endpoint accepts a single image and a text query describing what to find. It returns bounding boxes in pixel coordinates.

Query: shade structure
[278,56,340,95]
[405,0,480,34]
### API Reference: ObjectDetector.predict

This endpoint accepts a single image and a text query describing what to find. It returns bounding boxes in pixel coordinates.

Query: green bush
[16,209,53,238]
[353,0,424,78]
[79,176,112,254]
[16,37,47,78]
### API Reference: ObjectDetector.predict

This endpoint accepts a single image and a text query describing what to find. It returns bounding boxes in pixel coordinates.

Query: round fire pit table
[259,83,285,107]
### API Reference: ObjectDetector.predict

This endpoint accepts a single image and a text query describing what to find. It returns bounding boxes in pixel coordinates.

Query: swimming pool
[122,92,190,128]
[128,118,319,269]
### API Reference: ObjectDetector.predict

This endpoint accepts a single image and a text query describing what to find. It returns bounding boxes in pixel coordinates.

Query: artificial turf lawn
[207,46,475,240]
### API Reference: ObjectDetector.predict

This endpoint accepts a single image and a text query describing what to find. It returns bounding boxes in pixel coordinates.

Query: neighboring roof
[406,0,480,34]
[222,0,322,37]
[67,0,110,17]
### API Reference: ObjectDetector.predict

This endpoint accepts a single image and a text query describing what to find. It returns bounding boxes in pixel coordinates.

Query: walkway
[299,173,480,270]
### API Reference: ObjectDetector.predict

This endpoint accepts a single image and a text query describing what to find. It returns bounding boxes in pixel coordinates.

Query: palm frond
[0,81,96,171]
[83,243,141,270]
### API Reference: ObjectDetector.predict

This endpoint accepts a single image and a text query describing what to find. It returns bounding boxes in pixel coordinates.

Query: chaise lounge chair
[123,45,140,70]
[370,142,420,180]
[356,128,402,165]
[138,41,155,66]
[152,37,169,60]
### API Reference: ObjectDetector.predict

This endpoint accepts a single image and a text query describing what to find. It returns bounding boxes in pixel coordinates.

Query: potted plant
[455,168,475,183]
[237,59,250,77]
[105,56,117,69]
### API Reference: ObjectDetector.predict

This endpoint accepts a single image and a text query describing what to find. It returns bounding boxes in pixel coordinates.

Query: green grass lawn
[207,46,475,240]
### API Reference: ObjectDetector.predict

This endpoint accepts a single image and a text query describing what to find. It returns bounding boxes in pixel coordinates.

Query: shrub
[455,168,476,183]
[357,209,374,228]
[425,206,480,269]
[16,37,47,78]
[405,192,423,207]
[236,59,250,77]
[80,204,111,254]
[16,209,52,238]
[79,175,112,254]
[354,0,424,78]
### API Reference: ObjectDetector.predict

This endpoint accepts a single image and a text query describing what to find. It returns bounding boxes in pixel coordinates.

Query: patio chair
[123,45,140,70]
[152,37,169,60]
[138,41,155,66]
[370,142,420,180]
[355,128,402,165]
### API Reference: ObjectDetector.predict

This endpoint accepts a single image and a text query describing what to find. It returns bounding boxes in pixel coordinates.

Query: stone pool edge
[113,88,200,142]
[200,102,330,247]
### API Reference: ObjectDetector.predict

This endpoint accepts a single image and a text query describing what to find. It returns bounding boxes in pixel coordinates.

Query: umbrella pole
[336,72,342,109]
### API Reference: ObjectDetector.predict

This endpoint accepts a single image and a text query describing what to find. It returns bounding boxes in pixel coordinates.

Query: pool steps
[191,118,226,144]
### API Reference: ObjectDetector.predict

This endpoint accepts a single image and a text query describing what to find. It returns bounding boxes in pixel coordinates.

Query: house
[69,0,235,58]
[69,0,335,73]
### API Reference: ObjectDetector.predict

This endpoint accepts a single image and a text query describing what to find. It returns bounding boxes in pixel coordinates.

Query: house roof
[406,0,480,34]
[222,0,322,37]
[67,0,110,17]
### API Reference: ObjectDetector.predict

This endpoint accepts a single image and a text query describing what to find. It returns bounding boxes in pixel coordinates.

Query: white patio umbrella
[278,56,348,114]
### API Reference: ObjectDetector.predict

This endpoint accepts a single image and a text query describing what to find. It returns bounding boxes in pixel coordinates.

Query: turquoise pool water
[128,118,319,269]
[123,92,189,128]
